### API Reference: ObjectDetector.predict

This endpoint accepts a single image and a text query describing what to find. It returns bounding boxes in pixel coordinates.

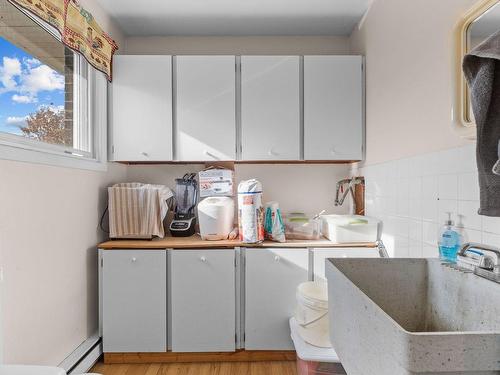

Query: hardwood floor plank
[92,360,297,375]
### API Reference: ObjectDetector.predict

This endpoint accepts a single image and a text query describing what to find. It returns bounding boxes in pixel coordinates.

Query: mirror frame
[453,0,499,140]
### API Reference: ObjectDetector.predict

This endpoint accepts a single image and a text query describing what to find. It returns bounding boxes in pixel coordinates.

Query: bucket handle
[297,311,328,328]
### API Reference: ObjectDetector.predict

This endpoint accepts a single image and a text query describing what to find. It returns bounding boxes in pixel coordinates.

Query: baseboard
[104,350,296,364]
[59,333,102,374]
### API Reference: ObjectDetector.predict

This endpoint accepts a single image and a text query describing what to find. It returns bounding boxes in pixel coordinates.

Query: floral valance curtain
[8,0,118,81]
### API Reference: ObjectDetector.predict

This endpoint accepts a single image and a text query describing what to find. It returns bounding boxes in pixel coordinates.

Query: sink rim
[327,257,500,336]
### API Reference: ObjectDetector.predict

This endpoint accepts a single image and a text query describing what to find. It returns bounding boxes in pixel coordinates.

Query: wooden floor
[91,361,298,375]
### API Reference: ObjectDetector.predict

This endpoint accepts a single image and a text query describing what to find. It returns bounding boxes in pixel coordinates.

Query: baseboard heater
[58,333,102,374]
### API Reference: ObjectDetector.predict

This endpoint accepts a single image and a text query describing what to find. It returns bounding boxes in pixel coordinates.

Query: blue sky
[0,36,65,135]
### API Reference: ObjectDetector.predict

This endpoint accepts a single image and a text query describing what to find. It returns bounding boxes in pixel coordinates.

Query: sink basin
[326,258,500,375]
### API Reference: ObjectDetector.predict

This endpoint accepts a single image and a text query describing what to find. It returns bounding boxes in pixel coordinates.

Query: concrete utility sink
[326,258,500,375]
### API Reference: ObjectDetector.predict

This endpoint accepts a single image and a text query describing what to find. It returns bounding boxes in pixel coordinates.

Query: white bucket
[295,281,332,348]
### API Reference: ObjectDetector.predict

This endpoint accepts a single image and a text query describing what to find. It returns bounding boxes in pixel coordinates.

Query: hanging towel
[108,183,173,239]
[463,29,500,216]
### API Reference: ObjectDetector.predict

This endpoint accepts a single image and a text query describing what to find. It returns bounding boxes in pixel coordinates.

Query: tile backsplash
[356,143,500,258]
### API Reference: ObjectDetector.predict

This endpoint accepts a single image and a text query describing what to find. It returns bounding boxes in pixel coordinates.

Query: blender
[169,173,198,237]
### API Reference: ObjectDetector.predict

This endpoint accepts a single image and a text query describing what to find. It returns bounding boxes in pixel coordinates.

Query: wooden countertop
[98,234,377,250]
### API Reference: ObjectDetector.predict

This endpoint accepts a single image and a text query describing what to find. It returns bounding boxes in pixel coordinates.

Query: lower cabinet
[99,246,380,354]
[170,249,236,352]
[244,248,309,350]
[101,250,167,352]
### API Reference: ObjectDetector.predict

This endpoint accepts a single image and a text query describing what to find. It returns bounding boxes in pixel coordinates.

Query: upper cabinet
[304,56,363,161]
[175,56,236,161]
[110,55,173,162]
[241,56,301,160]
[108,54,364,162]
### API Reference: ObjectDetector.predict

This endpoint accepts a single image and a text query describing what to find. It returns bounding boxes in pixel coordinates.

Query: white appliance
[198,196,235,240]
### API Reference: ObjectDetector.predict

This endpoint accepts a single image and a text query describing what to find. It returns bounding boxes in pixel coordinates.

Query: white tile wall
[358,143,500,258]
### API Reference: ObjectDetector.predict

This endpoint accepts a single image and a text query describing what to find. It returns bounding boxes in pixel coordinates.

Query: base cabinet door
[312,247,380,281]
[170,249,236,352]
[244,248,309,350]
[102,250,167,352]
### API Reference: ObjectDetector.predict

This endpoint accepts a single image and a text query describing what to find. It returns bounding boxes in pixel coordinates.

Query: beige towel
[108,183,173,239]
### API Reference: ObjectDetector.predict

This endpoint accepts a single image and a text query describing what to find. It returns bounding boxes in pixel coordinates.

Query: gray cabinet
[241,56,301,160]
[244,248,309,350]
[304,56,364,161]
[101,250,167,352]
[170,249,236,352]
[110,55,173,161]
[175,56,236,161]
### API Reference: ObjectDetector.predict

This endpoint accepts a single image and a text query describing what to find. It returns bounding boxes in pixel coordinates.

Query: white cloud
[21,64,64,95]
[38,104,64,114]
[23,57,41,67]
[12,94,37,104]
[0,57,22,90]
[6,115,28,128]
[0,56,64,104]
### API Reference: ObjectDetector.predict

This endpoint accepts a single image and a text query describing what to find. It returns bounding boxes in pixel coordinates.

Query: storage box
[297,358,346,375]
[290,318,346,375]
[321,215,380,243]
[198,168,234,197]
[284,213,321,240]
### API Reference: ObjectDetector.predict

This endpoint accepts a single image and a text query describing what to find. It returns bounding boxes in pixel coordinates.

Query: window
[0,0,107,169]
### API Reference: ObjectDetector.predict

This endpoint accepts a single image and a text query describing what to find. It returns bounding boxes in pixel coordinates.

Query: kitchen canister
[238,179,264,243]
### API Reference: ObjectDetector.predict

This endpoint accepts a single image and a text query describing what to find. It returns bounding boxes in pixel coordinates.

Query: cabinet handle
[268,149,280,157]
[131,257,137,262]
[274,255,280,262]
[200,256,207,263]
[141,152,149,157]
[204,150,220,160]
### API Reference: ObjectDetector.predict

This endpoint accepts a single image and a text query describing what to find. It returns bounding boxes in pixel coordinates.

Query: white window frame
[0,3,108,171]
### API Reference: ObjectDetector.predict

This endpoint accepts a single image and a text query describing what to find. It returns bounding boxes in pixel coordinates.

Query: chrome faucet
[457,242,500,283]
[335,177,364,213]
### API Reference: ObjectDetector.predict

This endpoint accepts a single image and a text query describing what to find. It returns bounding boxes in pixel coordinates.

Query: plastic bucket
[295,282,332,348]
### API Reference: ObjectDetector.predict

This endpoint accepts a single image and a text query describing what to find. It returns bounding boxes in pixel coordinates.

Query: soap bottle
[438,213,462,263]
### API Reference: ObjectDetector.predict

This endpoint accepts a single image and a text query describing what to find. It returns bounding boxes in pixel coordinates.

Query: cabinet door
[313,247,380,281]
[110,55,172,161]
[170,249,235,352]
[175,56,236,161]
[304,56,363,161]
[245,248,308,350]
[102,250,167,352]
[241,56,300,160]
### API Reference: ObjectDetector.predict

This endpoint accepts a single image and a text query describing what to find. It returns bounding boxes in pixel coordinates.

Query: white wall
[0,0,127,366]
[0,161,127,365]
[126,164,352,216]
[355,144,500,258]
[348,0,500,254]
[124,36,351,55]
[350,0,480,166]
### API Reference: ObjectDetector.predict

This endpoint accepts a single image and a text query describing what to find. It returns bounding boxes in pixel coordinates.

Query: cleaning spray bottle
[438,212,463,263]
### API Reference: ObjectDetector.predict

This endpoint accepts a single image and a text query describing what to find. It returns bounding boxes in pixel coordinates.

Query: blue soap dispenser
[438,212,462,263]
